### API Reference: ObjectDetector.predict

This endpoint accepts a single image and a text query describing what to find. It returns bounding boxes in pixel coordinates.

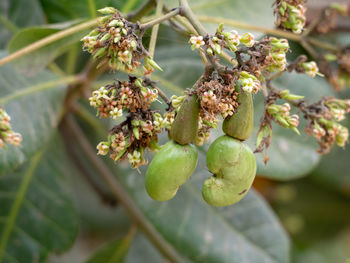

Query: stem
[197,15,301,41]
[141,8,180,30]
[121,0,139,14]
[87,0,97,18]
[179,0,225,72]
[62,115,184,263]
[148,0,164,58]
[307,37,339,53]
[0,75,80,105]
[0,15,18,33]
[0,19,98,67]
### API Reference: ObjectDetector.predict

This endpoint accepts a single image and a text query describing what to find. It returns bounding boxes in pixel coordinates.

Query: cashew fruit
[202,135,256,207]
[171,95,199,145]
[145,140,198,201]
[222,92,253,140]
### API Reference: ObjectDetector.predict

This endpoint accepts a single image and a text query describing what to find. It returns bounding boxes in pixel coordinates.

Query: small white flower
[127,150,141,166]
[109,108,123,119]
[97,142,110,155]
[190,36,205,49]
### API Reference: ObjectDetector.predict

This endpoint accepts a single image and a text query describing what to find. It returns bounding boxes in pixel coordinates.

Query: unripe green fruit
[146,140,198,201]
[202,135,256,207]
[171,95,199,145]
[222,92,253,140]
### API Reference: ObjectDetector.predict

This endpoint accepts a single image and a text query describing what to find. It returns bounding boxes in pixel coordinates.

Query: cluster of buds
[274,0,306,34]
[196,77,238,120]
[89,77,159,118]
[267,103,300,133]
[265,37,289,72]
[0,108,22,148]
[81,7,161,73]
[189,25,255,55]
[239,71,261,94]
[97,110,167,168]
[306,118,349,154]
[301,61,321,78]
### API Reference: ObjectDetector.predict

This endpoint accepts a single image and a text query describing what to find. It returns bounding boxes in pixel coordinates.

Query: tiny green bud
[97,7,116,15]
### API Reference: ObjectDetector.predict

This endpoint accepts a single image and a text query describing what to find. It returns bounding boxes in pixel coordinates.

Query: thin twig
[0,19,99,67]
[141,8,181,30]
[62,115,184,263]
[148,0,164,58]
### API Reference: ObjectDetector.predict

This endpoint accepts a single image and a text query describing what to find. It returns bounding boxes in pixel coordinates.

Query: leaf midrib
[0,150,43,263]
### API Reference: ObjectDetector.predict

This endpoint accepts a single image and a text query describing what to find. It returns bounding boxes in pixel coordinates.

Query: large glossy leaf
[86,237,131,263]
[125,233,164,263]
[0,0,44,48]
[0,51,67,174]
[0,136,78,263]
[7,23,89,75]
[117,158,290,263]
[39,0,143,23]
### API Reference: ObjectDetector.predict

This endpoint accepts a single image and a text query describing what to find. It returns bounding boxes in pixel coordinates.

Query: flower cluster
[81,7,161,73]
[265,37,289,72]
[89,77,158,118]
[267,103,300,132]
[97,110,167,168]
[0,108,22,149]
[91,76,170,168]
[193,74,239,145]
[305,98,350,153]
[239,71,262,94]
[274,0,306,34]
[189,24,256,55]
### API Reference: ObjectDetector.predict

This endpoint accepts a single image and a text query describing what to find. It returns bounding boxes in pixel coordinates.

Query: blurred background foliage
[0,0,349,262]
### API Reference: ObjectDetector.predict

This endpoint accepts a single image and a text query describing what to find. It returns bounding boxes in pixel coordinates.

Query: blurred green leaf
[8,22,89,75]
[0,51,68,175]
[0,136,78,263]
[38,0,143,23]
[125,233,164,263]
[0,0,44,48]
[86,235,133,263]
[292,231,350,263]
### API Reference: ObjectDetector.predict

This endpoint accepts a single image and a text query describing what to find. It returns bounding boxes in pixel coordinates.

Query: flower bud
[97,7,116,15]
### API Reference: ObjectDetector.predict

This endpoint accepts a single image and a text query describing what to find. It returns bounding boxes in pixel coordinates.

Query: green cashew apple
[222,92,253,141]
[202,135,256,207]
[146,140,198,201]
[171,94,199,145]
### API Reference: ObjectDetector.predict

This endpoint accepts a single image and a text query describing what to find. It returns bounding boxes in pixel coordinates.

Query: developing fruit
[202,135,256,207]
[171,95,199,145]
[146,140,198,201]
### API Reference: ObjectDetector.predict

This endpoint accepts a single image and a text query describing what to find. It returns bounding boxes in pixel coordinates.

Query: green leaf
[7,22,89,75]
[125,233,165,263]
[0,136,79,263]
[116,148,290,263]
[0,51,69,175]
[86,233,134,263]
[39,0,130,23]
[0,0,44,48]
